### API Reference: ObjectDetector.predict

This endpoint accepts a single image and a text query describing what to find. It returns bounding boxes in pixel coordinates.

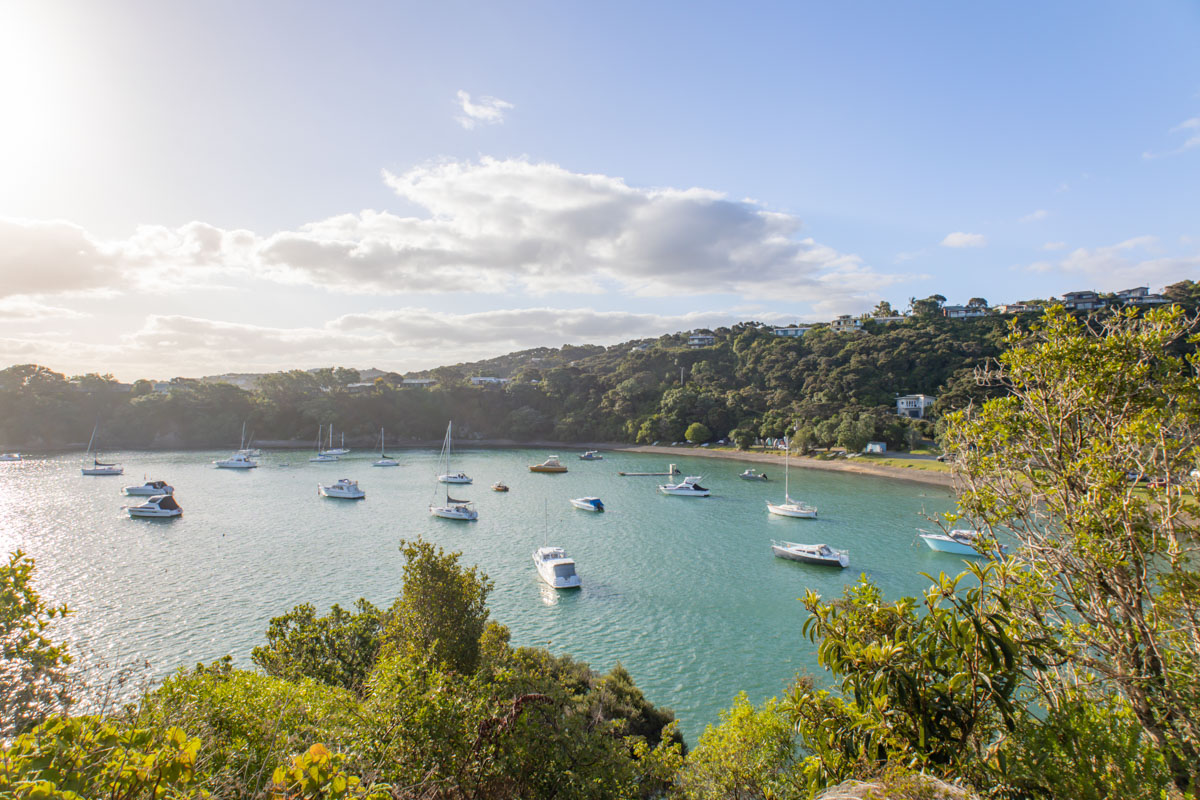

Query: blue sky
[1,0,1197,379]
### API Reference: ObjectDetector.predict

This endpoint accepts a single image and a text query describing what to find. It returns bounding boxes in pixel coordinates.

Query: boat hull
[438,475,473,484]
[215,462,257,469]
[919,534,991,556]
[771,544,847,567]
[319,489,365,499]
[766,501,817,518]
[124,485,174,496]
[372,460,399,467]
[82,467,123,476]
[128,508,182,518]
[431,505,477,520]
[658,487,709,496]
[569,498,604,511]
[529,466,568,473]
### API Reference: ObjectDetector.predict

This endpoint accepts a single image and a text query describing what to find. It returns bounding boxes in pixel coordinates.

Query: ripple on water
[1,448,957,742]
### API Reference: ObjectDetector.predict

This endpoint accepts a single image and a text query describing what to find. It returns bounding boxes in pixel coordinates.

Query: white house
[688,333,716,348]
[865,441,887,454]
[994,303,1041,314]
[772,325,812,337]
[1117,286,1169,306]
[896,394,936,419]
[943,305,991,319]
[402,378,437,387]
[831,315,862,333]
[470,376,510,386]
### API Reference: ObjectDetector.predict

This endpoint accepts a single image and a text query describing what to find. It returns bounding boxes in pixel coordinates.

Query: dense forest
[0,314,1019,452]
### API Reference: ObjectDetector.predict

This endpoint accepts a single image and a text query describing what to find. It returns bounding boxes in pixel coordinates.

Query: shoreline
[20,438,955,489]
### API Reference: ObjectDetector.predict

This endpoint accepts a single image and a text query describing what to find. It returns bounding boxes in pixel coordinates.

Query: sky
[1,0,1198,381]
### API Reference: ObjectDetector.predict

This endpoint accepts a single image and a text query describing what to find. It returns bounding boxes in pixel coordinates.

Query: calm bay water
[0,447,960,742]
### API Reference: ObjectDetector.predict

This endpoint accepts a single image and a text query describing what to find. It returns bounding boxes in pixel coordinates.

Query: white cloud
[455,90,514,129]
[1022,235,1200,287]
[0,297,86,321]
[1041,241,1067,251]
[1019,209,1048,223]
[941,232,987,248]
[1142,116,1200,159]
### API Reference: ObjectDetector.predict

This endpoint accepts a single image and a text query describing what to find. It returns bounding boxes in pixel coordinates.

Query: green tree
[684,422,712,443]
[945,305,1200,792]
[1,551,73,737]
[384,539,493,675]
[251,599,384,693]
[729,427,756,450]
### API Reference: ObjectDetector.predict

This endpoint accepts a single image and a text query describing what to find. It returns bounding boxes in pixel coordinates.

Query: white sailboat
[81,424,123,475]
[431,421,477,519]
[373,427,399,467]
[215,421,259,468]
[766,434,817,518]
[323,426,351,456]
[309,424,339,462]
[436,421,472,483]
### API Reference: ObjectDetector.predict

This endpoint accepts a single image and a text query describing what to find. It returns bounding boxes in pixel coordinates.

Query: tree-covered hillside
[1,316,1018,450]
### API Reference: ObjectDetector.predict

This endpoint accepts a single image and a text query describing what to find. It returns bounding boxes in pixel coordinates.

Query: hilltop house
[831,315,863,333]
[470,376,510,387]
[994,303,1041,314]
[942,305,991,319]
[1062,290,1102,311]
[772,325,812,337]
[688,333,716,348]
[896,394,936,419]
[1116,286,1169,306]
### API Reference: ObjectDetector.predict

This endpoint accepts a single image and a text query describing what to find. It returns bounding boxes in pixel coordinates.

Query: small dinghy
[918,529,1006,557]
[771,540,848,567]
[492,481,510,492]
[569,496,604,512]
[739,468,768,481]
[579,450,603,460]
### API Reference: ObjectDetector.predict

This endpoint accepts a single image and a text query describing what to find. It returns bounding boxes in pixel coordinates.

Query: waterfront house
[897,394,936,419]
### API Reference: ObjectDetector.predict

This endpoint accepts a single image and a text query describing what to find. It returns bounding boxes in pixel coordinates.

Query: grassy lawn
[854,454,953,473]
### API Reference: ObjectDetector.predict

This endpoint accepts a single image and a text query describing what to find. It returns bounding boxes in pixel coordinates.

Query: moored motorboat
[492,481,509,492]
[658,476,710,496]
[771,540,848,567]
[529,455,568,473]
[533,546,581,589]
[0,453,22,462]
[579,450,603,460]
[126,494,182,518]
[569,496,604,511]
[918,529,1005,557]
[124,479,174,496]
[739,468,768,481]
[214,451,258,469]
[318,478,365,499]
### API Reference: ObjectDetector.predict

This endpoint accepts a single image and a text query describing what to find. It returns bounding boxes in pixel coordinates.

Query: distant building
[772,325,812,337]
[630,343,651,352]
[871,315,907,325]
[345,381,377,393]
[469,376,510,386]
[942,305,991,319]
[897,394,936,419]
[994,303,1041,314]
[831,315,863,333]
[401,378,437,387]
[688,334,716,348]
[152,382,172,394]
[865,441,887,454]
[1117,286,1169,306]
[1062,290,1102,311]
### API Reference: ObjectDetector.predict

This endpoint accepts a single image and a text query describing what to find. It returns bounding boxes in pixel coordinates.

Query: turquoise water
[0,448,960,742]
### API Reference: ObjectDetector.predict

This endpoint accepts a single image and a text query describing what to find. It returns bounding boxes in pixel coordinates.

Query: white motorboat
[0,453,22,462]
[569,496,605,512]
[658,476,710,496]
[435,421,472,483]
[919,529,1006,557]
[529,455,568,473]
[766,433,817,518]
[126,494,182,518]
[739,468,768,481]
[318,478,365,499]
[771,540,848,567]
[81,424,123,475]
[533,546,581,589]
[373,427,399,467]
[214,451,258,469]
[579,450,603,460]
[124,479,174,496]
[322,427,351,456]
[309,425,339,462]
